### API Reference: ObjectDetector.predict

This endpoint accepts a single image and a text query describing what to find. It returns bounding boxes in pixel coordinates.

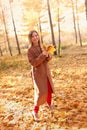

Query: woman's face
[31,32,39,46]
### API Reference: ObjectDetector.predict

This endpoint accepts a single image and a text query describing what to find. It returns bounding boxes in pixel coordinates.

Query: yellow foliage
[43,43,56,54]
[0,48,87,129]
[0,105,3,112]
[34,127,41,130]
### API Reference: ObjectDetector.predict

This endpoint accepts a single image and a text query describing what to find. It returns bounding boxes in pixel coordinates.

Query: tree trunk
[0,46,3,56]
[76,0,82,46]
[39,17,43,44]
[57,0,61,57]
[1,6,12,56]
[9,0,21,55]
[71,0,78,44]
[47,0,57,55]
[85,0,87,20]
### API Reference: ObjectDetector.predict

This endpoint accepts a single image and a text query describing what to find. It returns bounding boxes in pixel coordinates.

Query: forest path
[62,44,87,55]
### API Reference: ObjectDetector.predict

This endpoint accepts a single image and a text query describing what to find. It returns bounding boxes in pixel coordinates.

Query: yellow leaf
[43,43,56,54]
[47,45,56,54]
[34,127,41,130]
[43,43,47,51]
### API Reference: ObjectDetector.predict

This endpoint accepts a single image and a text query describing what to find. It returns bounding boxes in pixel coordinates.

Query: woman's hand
[48,53,52,59]
[46,53,52,61]
[42,50,48,57]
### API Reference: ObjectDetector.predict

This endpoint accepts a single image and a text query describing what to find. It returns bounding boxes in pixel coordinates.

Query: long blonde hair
[28,30,42,52]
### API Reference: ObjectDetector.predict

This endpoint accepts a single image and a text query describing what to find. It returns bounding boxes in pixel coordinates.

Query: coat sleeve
[27,49,46,67]
[46,54,52,62]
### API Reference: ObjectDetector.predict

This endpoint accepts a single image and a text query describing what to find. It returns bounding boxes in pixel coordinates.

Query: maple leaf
[43,43,56,54]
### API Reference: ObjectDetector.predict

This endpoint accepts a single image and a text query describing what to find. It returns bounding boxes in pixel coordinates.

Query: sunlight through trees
[0,0,86,56]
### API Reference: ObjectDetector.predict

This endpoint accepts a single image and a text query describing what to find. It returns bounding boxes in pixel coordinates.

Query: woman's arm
[46,54,52,62]
[28,49,48,67]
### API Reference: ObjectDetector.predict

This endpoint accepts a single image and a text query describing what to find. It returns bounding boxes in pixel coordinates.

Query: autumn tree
[1,9,12,56]
[71,0,78,44]
[0,0,21,56]
[21,0,45,43]
[0,46,3,56]
[38,17,43,44]
[75,0,82,46]
[9,0,21,55]
[22,0,57,55]
[85,0,87,20]
[46,0,57,55]
[0,0,12,56]
[55,0,62,56]
[57,1,61,56]
[21,1,43,30]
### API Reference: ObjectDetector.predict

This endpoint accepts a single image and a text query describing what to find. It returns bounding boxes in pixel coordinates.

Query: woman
[27,30,54,121]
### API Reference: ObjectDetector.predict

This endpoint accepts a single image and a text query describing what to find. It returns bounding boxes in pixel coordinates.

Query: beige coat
[27,45,54,106]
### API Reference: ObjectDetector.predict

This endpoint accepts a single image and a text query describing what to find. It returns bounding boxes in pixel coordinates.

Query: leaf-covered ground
[0,45,87,130]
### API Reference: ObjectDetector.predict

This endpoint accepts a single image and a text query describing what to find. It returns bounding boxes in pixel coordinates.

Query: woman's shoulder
[27,46,32,55]
[27,46,38,55]
[28,46,34,52]
[28,45,42,55]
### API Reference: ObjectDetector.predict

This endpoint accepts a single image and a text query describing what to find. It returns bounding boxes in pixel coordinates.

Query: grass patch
[0,60,19,71]
[0,61,9,70]
[61,45,67,50]
[60,43,73,50]
[25,65,31,70]
[0,58,31,71]
[10,61,19,68]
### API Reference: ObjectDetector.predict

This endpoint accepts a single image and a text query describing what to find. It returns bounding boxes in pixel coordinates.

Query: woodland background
[0,0,87,56]
[0,0,87,130]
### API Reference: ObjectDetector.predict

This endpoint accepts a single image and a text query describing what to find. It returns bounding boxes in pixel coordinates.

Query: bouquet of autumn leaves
[42,43,56,54]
